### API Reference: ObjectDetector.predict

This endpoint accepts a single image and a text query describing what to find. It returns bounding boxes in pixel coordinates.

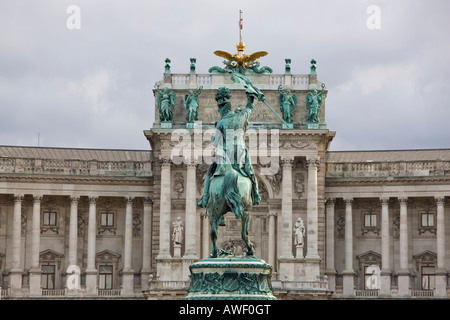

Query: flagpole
[239,10,243,43]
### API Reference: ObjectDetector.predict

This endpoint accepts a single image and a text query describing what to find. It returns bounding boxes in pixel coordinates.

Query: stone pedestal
[174,244,182,259]
[28,268,42,297]
[295,245,304,258]
[121,269,135,296]
[161,122,172,128]
[185,256,276,300]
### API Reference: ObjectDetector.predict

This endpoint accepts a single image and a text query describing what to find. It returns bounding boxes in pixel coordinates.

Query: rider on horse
[197,85,261,216]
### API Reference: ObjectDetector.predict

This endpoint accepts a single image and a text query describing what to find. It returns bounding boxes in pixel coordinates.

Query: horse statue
[198,83,263,258]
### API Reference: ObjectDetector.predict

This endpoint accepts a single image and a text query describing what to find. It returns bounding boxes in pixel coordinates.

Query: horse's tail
[223,169,243,218]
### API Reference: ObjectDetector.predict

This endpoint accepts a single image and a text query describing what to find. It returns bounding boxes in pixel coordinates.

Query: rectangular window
[41,265,55,289]
[100,212,114,227]
[43,211,57,226]
[99,265,113,289]
[421,213,434,227]
[421,266,435,290]
[364,213,377,228]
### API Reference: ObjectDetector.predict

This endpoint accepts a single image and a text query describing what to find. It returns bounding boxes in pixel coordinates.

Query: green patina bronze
[156,84,176,122]
[306,83,325,124]
[164,58,171,74]
[190,57,196,73]
[192,70,276,300]
[310,58,317,74]
[184,86,203,123]
[197,82,260,258]
[285,58,291,74]
[186,256,275,300]
[278,85,298,124]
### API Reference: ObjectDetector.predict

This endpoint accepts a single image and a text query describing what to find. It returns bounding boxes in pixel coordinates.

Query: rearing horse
[206,166,254,258]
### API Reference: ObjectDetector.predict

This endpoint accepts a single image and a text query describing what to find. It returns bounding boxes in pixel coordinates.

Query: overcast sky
[0,0,449,152]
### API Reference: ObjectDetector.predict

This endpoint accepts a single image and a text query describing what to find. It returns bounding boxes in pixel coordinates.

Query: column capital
[435,196,445,205]
[33,195,43,204]
[70,196,80,204]
[186,163,197,169]
[399,197,408,206]
[380,197,390,206]
[88,196,98,205]
[344,197,353,206]
[124,196,134,206]
[306,156,320,169]
[267,212,278,217]
[280,157,294,169]
[326,198,335,207]
[159,156,173,168]
[143,197,153,206]
[13,194,24,203]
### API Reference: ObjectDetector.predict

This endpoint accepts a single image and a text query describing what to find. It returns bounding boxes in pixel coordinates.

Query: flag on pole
[239,10,243,30]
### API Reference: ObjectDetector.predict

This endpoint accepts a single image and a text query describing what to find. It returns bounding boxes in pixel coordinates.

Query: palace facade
[0,57,448,300]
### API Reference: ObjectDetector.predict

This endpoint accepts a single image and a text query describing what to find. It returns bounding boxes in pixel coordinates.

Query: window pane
[101,213,107,226]
[99,275,105,289]
[48,274,55,289]
[365,214,370,227]
[41,275,46,288]
[49,212,56,226]
[42,265,55,273]
[371,214,377,227]
[43,212,49,225]
[105,275,112,289]
[422,214,428,226]
[108,213,114,226]
[429,214,434,227]
[100,265,113,273]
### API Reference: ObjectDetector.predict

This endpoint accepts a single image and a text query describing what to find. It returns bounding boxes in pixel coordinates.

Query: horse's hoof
[219,216,226,226]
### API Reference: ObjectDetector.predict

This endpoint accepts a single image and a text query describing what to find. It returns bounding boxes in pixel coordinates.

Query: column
[325,198,336,292]
[85,196,98,295]
[141,198,153,290]
[280,157,294,259]
[184,163,197,258]
[122,196,134,295]
[342,198,354,296]
[306,156,320,259]
[10,194,24,296]
[380,197,391,296]
[435,196,446,297]
[29,195,42,296]
[268,212,277,268]
[397,197,410,297]
[68,197,79,266]
[158,157,172,259]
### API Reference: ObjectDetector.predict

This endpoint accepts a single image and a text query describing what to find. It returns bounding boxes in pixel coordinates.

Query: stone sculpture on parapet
[278,85,298,124]
[156,83,176,125]
[306,82,326,127]
[184,86,203,123]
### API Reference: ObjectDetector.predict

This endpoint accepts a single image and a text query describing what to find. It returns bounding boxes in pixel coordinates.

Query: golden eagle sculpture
[214,41,268,71]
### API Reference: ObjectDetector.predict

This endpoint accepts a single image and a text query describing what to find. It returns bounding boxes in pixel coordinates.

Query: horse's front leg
[241,211,254,256]
[210,217,219,258]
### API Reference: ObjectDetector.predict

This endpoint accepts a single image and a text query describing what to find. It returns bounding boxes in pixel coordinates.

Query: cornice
[326,175,450,186]
[0,173,153,185]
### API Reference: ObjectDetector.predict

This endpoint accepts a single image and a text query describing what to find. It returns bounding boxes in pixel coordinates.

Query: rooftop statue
[210,11,271,74]
[278,85,298,124]
[184,86,203,123]
[156,84,176,122]
[213,43,268,74]
[306,83,325,124]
